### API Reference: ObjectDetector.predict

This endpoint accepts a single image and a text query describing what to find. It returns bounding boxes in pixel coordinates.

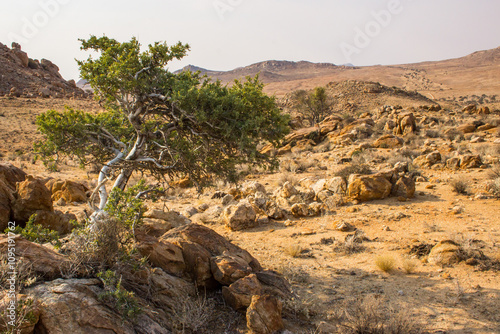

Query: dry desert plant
[375,254,396,273]
[450,177,470,195]
[333,233,366,255]
[286,244,304,258]
[401,257,418,274]
[334,295,423,334]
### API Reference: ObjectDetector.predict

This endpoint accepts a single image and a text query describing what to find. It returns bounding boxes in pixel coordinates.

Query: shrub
[286,244,304,258]
[333,233,366,255]
[375,255,396,272]
[450,177,470,195]
[8,214,61,248]
[401,257,418,274]
[97,270,142,322]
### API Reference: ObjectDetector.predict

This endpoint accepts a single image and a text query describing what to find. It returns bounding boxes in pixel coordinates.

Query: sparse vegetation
[291,86,333,125]
[286,244,304,258]
[375,254,396,273]
[8,214,61,248]
[450,177,470,194]
[401,257,418,274]
[334,295,423,334]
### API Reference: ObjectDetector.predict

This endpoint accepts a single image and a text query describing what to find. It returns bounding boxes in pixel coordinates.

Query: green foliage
[0,298,37,333]
[97,270,142,321]
[291,86,333,125]
[104,180,148,230]
[7,214,61,248]
[35,35,290,195]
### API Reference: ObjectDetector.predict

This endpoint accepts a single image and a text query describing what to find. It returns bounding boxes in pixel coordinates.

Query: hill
[0,42,85,98]
[184,47,500,101]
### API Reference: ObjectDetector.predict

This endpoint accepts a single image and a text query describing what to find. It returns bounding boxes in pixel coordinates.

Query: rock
[170,177,191,188]
[222,273,263,311]
[336,222,356,232]
[255,270,292,299]
[192,205,223,225]
[40,58,61,77]
[51,180,88,203]
[347,174,392,202]
[143,209,191,228]
[322,194,344,210]
[311,179,327,194]
[446,157,461,170]
[16,278,168,334]
[428,240,461,266]
[325,176,347,194]
[12,175,53,223]
[222,200,257,231]
[139,218,173,237]
[0,179,13,231]
[222,194,235,206]
[280,181,298,198]
[160,224,262,286]
[265,201,286,220]
[426,151,442,165]
[308,202,323,216]
[0,162,27,189]
[39,87,51,98]
[477,123,496,132]
[457,123,476,134]
[290,203,309,217]
[372,134,403,148]
[393,112,416,135]
[242,181,267,197]
[211,254,253,285]
[460,155,482,169]
[136,234,186,277]
[246,295,284,334]
[30,210,76,235]
[13,49,29,67]
[0,234,66,280]
[392,176,415,198]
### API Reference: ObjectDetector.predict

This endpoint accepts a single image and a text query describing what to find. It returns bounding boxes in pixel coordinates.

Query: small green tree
[35,36,289,212]
[291,86,333,125]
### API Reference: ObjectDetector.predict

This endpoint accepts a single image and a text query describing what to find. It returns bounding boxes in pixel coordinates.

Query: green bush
[97,270,142,321]
[7,214,61,248]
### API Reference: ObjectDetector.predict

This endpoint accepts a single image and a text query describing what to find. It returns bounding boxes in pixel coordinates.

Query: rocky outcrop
[246,295,284,334]
[12,175,53,223]
[372,134,404,148]
[222,200,257,231]
[348,174,392,202]
[0,42,86,97]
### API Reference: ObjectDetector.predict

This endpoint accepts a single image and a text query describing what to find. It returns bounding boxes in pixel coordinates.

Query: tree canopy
[291,86,333,125]
[35,36,289,210]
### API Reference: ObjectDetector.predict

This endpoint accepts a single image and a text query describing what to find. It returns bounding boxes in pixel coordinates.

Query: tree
[290,86,333,125]
[35,36,289,211]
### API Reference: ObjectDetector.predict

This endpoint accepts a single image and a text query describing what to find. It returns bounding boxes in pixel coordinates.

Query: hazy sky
[1,0,499,80]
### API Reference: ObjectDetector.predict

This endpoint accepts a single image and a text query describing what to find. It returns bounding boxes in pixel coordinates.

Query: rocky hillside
[0,42,86,98]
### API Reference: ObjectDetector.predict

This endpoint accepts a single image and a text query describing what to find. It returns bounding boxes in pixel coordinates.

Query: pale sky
[1,0,499,81]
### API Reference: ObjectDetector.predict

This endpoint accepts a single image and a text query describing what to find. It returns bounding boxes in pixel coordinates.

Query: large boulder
[12,176,53,223]
[372,134,404,148]
[0,234,66,280]
[428,240,461,266]
[246,295,284,334]
[348,174,392,202]
[460,155,482,169]
[149,224,262,288]
[223,274,263,311]
[8,278,168,334]
[0,178,14,231]
[393,112,416,135]
[222,200,257,231]
[211,254,254,285]
[30,210,76,235]
[391,176,415,198]
[50,180,89,203]
[0,163,27,189]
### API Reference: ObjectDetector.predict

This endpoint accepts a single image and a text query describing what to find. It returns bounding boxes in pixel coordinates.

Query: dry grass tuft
[286,244,304,258]
[375,254,396,273]
[401,257,418,274]
[450,177,470,195]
